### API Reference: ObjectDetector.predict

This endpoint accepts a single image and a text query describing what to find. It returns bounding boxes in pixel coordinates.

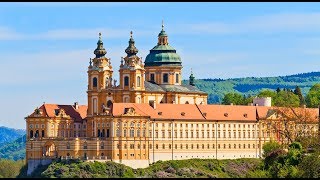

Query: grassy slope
[32,158,268,178]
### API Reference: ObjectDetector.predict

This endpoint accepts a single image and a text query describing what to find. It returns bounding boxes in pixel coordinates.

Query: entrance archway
[43,141,58,158]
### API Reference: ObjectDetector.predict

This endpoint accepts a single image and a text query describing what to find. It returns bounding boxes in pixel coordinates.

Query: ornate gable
[55,108,70,118]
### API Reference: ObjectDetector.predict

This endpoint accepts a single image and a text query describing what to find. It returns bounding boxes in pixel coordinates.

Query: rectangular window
[163,73,168,83]
[150,73,155,82]
[175,74,179,83]
[168,131,171,138]
[162,131,165,138]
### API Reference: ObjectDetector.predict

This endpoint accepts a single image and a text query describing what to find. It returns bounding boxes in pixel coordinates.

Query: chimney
[230,103,233,106]
[74,102,79,109]
[303,104,306,108]
[248,103,254,106]
[255,104,258,106]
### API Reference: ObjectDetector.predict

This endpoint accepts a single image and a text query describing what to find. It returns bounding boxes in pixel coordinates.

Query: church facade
[25,25,320,175]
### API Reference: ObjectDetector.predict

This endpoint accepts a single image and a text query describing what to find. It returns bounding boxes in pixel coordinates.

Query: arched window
[93,77,97,87]
[102,129,105,137]
[123,129,127,137]
[130,129,134,137]
[185,101,189,104]
[137,129,141,137]
[116,129,120,137]
[93,98,97,114]
[35,130,39,138]
[137,76,141,87]
[83,142,87,149]
[67,142,70,149]
[124,76,129,86]
[41,130,45,137]
[101,142,104,149]
[163,73,168,83]
[97,129,101,137]
[107,100,113,108]
[30,130,34,138]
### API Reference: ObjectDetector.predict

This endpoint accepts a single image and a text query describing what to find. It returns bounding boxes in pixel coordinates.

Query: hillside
[0,126,25,145]
[28,158,266,178]
[182,71,320,104]
[0,134,26,161]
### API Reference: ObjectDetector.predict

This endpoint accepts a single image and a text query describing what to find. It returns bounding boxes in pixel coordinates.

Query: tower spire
[125,31,139,57]
[94,32,107,58]
[162,20,164,30]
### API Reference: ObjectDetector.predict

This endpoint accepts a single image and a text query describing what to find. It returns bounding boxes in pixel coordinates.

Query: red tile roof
[28,102,319,123]
[197,104,257,121]
[28,103,87,122]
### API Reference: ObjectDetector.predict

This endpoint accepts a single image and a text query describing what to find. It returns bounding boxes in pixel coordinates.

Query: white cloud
[0,27,155,41]
[174,12,320,35]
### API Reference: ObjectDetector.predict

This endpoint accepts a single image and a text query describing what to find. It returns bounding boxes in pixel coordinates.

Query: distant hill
[182,71,320,104]
[0,126,25,145]
[0,134,26,160]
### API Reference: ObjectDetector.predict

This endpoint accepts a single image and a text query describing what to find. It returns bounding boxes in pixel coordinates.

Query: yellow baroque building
[25,25,320,175]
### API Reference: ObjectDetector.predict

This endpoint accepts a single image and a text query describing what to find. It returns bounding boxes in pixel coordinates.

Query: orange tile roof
[153,104,205,120]
[28,103,87,122]
[197,104,257,121]
[112,103,157,117]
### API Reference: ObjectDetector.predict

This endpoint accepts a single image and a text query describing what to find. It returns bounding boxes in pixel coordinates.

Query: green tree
[276,87,281,93]
[298,151,320,178]
[305,84,320,108]
[262,141,282,158]
[294,86,305,106]
[273,90,300,107]
[222,92,245,105]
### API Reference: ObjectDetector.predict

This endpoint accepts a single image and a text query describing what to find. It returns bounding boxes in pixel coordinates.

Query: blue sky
[1,2,320,129]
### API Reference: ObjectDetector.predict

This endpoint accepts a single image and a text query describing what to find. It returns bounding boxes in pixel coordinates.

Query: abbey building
[25,25,320,175]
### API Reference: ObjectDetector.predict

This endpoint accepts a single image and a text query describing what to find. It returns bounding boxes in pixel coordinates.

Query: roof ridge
[195,103,206,120]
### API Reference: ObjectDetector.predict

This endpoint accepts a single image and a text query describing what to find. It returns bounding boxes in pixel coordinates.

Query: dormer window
[158,112,162,115]
[181,112,185,116]
[243,113,248,118]
[203,113,207,117]
[224,113,228,117]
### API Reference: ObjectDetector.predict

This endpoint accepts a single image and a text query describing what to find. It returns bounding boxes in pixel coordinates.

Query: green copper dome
[158,29,167,37]
[145,27,182,67]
